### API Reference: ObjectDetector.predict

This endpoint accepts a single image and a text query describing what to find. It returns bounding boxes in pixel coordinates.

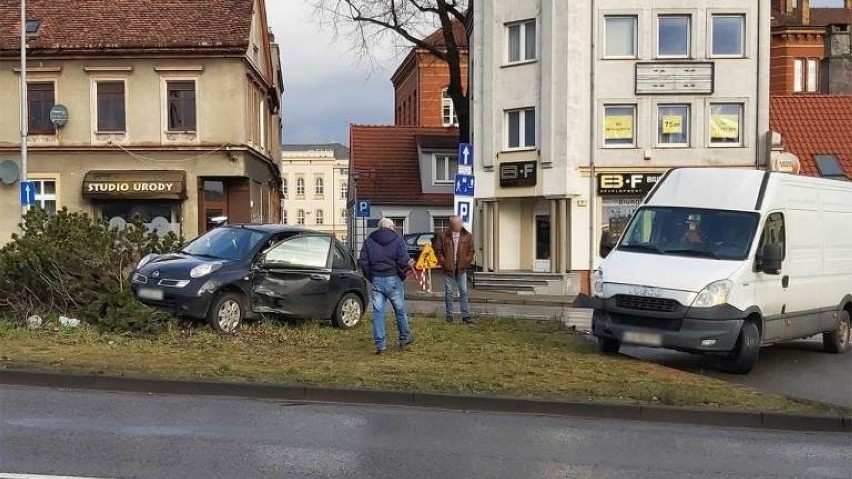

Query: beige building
[281,144,350,242]
[0,0,283,240]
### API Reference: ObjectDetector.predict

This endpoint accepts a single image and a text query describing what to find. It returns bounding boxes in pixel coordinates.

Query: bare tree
[316,0,471,140]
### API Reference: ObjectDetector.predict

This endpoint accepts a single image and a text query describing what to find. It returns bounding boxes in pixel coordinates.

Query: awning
[82,170,186,200]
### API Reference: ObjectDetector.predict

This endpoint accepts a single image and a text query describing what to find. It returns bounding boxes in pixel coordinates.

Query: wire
[109,141,232,163]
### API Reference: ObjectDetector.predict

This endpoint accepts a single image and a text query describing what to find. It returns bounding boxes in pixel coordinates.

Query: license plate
[623,331,663,347]
[137,288,164,301]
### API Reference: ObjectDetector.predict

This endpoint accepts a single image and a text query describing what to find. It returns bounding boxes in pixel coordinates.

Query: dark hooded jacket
[358,228,410,281]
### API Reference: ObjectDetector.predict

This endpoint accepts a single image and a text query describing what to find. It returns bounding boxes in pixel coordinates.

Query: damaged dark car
[131,224,368,333]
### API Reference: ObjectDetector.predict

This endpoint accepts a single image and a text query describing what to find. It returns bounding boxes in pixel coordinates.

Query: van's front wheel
[725,321,760,374]
[598,337,621,355]
[823,310,850,354]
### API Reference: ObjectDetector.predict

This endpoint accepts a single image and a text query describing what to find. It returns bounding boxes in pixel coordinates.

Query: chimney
[823,24,852,93]
[846,0,852,10]
[801,0,811,25]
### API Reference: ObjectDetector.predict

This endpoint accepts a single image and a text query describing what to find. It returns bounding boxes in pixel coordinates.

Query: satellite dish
[0,160,20,186]
[149,216,171,236]
[108,216,127,231]
[50,104,69,128]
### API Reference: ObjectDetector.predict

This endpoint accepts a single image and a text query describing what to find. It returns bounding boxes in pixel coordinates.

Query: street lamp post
[19,0,28,216]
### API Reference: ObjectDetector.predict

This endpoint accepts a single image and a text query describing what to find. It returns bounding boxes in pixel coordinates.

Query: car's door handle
[310,274,327,281]
[782,275,790,288]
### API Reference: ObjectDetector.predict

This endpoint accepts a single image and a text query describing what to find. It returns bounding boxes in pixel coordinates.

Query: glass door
[534,215,551,273]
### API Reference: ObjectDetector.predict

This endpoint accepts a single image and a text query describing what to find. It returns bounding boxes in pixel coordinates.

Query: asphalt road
[623,337,852,408]
[1,386,850,479]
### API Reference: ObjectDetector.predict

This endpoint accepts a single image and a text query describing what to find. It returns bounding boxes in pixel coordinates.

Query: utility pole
[19,0,28,216]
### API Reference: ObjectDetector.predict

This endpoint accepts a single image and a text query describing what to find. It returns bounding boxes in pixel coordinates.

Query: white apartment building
[472,0,771,295]
[281,144,350,242]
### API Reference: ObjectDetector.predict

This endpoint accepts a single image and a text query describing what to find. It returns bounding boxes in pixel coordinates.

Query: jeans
[370,276,412,350]
[444,271,471,319]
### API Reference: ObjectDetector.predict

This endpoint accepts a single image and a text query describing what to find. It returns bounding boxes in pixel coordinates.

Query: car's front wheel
[208,292,245,334]
[332,293,363,329]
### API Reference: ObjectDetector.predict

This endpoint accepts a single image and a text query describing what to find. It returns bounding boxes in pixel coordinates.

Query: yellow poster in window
[711,114,740,140]
[662,116,683,134]
[604,115,634,140]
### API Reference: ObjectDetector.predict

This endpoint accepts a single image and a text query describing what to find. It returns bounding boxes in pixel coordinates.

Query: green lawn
[0,317,844,415]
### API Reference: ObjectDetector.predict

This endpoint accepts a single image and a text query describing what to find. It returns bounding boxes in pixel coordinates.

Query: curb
[406,294,573,307]
[1,369,848,433]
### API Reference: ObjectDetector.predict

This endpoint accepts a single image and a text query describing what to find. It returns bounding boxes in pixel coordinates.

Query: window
[814,155,846,179]
[96,81,126,132]
[434,154,459,184]
[340,181,348,199]
[29,179,57,214]
[315,177,324,197]
[807,59,818,93]
[25,20,41,35]
[603,105,636,147]
[794,59,804,93]
[296,177,305,196]
[282,210,288,225]
[265,235,331,269]
[658,15,690,58]
[507,20,536,63]
[332,243,356,270]
[388,217,406,235]
[341,209,347,221]
[711,15,745,57]
[657,104,690,146]
[259,98,267,150]
[442,89,458,127]
[605,16,637,58]
[709,104,744,146]
[282,178,288,197]
[433,217,451,233]
[297,209,306,225]
[166,80,196,131]
[28,82,55,134]
[506,108,536,149]
[316,209,324,225]
[758,213,786,261]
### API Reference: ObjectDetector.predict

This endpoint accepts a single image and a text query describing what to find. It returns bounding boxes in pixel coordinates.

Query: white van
[591,168,852,373]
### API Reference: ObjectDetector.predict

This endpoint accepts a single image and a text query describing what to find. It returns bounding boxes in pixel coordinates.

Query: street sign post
[458,143,473,175]
[453,172,475,231]
[356,200,371,218]
[20,180,36,206]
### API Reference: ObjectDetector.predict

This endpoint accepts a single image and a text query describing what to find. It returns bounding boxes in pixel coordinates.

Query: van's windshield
[618,207,760,261]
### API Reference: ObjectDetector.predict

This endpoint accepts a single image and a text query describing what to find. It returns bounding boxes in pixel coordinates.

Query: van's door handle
[782,275,790,288]
[310,274,327,281]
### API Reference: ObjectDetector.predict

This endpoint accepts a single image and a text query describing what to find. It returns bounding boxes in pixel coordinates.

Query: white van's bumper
[590,297,745,353]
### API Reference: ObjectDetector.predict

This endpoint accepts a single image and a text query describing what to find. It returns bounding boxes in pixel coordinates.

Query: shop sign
[499,161,537,187]
[597,173,662,196]
[82,170,186,200]
[86,182,180,194]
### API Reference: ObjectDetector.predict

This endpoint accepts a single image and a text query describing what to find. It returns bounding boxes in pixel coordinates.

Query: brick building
[771,0,852,95]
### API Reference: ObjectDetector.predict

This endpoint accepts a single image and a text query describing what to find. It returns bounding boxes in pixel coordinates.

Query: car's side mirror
[759,243,783,275]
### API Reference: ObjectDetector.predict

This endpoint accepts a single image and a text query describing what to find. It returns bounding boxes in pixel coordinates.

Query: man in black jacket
[359,218,414,354]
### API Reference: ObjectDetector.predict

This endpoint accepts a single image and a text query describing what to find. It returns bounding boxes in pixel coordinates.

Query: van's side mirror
[760,244,783,275]
[599,232,617,258]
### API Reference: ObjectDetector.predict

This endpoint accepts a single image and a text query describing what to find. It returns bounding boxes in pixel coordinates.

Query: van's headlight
[190,262,223,279]
[137,253,158,270]
[691,280,732,308]
[593,269,604,297]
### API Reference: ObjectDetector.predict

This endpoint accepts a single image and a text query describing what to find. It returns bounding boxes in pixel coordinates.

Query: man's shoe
[446,315,454,323]
[376,348,386,355]
[462,317,477,325]
[400,338,415,350]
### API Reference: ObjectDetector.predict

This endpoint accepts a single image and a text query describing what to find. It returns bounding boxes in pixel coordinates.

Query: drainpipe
[588,0,597,275]
[756,0,765,169]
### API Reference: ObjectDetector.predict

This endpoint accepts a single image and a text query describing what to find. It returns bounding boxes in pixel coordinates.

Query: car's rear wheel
[208,292,244,334]
[725,321,760,374]
[598,337,621,355]
[332,293,363,329]
[823,310,850,354]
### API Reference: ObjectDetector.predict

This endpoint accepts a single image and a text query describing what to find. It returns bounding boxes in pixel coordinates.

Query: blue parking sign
[356,200,371,218]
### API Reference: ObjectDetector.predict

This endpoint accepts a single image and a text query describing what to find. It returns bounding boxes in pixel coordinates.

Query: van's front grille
[615,295,679,313]
[609,313,683,332]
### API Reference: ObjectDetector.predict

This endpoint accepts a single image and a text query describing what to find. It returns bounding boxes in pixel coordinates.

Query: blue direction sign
[458,143,473,171]
[20,181,37,205]
[454,174,475,197]
[356,200,371,218]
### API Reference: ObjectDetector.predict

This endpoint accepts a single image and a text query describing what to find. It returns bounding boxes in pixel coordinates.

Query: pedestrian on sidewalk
[434,216,476,324]
[359,217,415,354]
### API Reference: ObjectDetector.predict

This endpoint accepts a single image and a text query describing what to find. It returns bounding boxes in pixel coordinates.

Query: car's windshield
[619,207,759,261]
[181,227,268,261]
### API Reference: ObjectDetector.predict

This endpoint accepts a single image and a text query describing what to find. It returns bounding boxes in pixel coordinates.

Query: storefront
[597,172,663,255]
[82,170,186,236]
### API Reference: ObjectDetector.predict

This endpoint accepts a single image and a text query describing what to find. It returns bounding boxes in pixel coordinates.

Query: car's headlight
[593,269,604,297]
[137,253,158,270]
[691,280,732,308]
[190,262,223,279]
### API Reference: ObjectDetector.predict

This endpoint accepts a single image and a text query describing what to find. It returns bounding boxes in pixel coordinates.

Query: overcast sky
[268,0,844,146]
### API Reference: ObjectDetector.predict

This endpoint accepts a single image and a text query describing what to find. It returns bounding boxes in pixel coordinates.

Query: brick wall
[393,49,469,128]
[771,32,825,95]
[394,65,418,126]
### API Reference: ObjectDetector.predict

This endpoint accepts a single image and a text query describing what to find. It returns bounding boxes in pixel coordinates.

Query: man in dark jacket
[359,218,414,354]
[434,216,476,324]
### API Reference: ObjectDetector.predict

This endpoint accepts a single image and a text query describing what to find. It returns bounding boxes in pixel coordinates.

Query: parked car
[404,232,435,259]
[592,168,852,374]
[131,224,368,333]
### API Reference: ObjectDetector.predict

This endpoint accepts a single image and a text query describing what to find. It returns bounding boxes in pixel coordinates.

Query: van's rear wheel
[823,310,850,354]
[598,337,621,355]
[725,321,760,374]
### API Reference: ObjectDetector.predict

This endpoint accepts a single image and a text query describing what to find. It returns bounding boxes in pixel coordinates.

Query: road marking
[0,475,114,479]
